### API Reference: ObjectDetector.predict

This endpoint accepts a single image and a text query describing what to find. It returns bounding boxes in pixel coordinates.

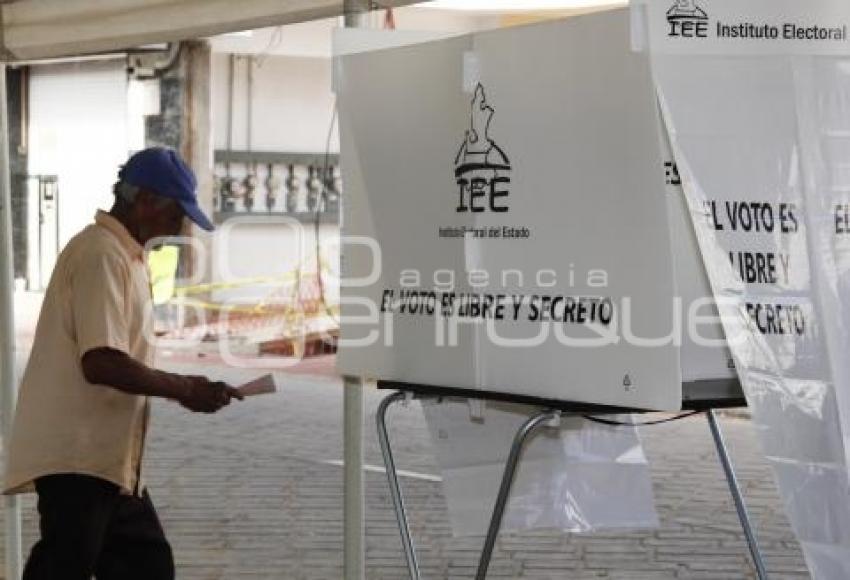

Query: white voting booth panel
[335,10,734,411]
[668,159,734,385]
[642,0,850,576]
[409,182,728,538]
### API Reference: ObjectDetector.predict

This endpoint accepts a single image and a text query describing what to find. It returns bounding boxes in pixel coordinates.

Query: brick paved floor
[3,356,810,579]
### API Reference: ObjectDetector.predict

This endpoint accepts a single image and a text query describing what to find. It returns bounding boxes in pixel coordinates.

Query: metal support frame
[377,391,421,580]
[707,409,769,580]
[474,409,560,580]
[378,392,769,580]
[377,392,558,580]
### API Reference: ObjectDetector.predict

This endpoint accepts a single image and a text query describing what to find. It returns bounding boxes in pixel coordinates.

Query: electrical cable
[313,1,396,324]
[255,27,284,69]
[315,98,339,324]
[581,411,702,427]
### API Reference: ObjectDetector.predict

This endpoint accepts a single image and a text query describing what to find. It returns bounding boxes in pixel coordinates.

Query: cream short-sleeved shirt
[4,210,154,496]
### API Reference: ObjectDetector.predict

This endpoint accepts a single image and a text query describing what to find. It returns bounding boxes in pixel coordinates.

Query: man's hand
[178,375,244,413]
[80,348,247,407]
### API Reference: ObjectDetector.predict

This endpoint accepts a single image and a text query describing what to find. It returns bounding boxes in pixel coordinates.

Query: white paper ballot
[237,374,277,397]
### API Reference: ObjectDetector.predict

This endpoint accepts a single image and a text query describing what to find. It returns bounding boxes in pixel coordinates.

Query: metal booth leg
[706,409,769,580]
[475,409,561,580]
[377,391,422,580]
[379,396,558,580]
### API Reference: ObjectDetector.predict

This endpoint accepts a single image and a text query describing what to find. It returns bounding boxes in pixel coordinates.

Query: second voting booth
[336,2,850,579]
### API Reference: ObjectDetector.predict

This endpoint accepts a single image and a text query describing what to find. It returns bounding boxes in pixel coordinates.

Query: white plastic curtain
[648,4,850,574]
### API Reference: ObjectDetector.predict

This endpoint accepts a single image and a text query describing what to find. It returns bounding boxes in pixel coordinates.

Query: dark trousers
[23,474,174,580]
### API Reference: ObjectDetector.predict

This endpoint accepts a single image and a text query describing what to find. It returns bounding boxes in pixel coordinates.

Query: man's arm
[81,347,243,413]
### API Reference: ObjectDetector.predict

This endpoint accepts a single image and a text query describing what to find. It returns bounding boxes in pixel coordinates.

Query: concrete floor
[1,351,810,579]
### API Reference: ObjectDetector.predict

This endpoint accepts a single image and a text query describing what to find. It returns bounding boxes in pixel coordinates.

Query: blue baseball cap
[119,147,214,231]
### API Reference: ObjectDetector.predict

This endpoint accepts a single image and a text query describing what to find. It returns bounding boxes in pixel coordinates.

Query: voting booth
[336,1,850,577]
[335,12,738,411]
[332,8,771,580]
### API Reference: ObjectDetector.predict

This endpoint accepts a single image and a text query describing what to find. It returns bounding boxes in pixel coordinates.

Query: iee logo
[666,0,709,39]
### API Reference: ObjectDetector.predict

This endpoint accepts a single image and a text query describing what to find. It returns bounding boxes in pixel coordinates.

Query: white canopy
[0,2,422,580]
[0,0,420,61]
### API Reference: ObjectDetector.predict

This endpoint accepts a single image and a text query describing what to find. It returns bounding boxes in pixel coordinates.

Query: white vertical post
[342,4,369,579]
[0,62,23,580]
[343,375,364,580]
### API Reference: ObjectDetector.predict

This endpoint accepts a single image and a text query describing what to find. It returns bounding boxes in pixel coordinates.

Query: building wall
[209,53,339,304]
[211,54,337,153]
[27,59,129,252]
[21,53,338,303]
[202,11,502,302]
[20,11,498,301]
[210,219,339,305]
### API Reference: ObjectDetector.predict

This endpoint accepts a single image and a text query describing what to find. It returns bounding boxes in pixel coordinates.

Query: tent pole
[343,374,365,580]
[0,62,23,580]
[344,0,370,28]
[341,4,369,579]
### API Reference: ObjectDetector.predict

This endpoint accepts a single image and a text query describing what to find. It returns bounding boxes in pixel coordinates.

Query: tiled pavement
[2,357,809,579]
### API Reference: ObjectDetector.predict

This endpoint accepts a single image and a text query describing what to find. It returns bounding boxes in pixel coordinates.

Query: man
[4,147,243,579]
